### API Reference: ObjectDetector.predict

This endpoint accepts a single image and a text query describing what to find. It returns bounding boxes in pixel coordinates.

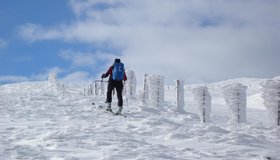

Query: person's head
[114,58,121,63]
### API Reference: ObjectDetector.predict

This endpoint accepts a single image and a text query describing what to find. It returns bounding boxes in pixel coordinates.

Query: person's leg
[106,82,114,111]
[115,81,123,114]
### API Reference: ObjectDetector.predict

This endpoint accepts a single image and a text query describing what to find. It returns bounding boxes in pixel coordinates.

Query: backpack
[112,62,124,81]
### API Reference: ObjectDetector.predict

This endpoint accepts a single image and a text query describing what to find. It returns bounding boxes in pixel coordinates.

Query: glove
[101,74,106,78]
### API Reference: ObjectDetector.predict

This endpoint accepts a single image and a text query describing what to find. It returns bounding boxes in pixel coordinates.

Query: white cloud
[0,76,29,83]
[59,50,116,70]
[18,23,61,42]
[18,0,280,83]
[0,39,8,49]
[60,71,93,84]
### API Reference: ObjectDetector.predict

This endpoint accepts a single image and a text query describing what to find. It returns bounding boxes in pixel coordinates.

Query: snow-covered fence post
[125,70,137,98]
[261,80,280,126]
[192,86,211,123]
[222,83,247,124]
[48,72,64,92]
[48,72,57,83]
[61,84,65,93]
[83,85,86,96]
[278,96,280,126]
[142,74,149,104]
[91,84,94,95]
[278,87,280,126]
[94,81,99,96]
[175,80,185,113]
[148,75,164,108]
[87,84,92,96]
[100,81,105,95]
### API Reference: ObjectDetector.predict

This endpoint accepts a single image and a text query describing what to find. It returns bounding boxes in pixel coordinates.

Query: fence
[84,72,280,126]
[84,80,108,96]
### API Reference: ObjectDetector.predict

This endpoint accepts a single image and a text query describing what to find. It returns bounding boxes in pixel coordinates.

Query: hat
[114,58,121,63]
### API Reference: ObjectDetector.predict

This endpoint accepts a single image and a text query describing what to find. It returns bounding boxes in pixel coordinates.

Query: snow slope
[0,79,280,160]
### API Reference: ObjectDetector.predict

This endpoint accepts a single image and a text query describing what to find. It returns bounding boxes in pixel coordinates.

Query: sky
[0,0,280,85]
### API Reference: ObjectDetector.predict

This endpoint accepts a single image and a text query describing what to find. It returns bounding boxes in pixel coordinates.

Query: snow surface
[1,79,280,160]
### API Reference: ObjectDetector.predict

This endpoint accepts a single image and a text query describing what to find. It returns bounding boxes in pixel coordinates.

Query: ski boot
[115,106,122,115]
[106,103,113,112]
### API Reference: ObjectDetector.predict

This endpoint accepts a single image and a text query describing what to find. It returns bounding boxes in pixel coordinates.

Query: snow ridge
[1,79,280,160]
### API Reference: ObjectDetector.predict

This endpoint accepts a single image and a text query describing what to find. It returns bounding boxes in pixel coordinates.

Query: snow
[1,78,280,160]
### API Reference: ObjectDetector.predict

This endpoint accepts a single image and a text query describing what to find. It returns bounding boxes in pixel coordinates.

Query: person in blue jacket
[101,58,127,115]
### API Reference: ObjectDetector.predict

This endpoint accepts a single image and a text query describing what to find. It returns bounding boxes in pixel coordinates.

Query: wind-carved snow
[0,79,280,160]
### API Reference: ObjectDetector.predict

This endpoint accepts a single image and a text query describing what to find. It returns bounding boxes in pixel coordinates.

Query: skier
[101,58,127,115]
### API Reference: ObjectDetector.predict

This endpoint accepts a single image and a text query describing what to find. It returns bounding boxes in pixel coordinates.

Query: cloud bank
[18,0,280,84]
[59,50,116,69]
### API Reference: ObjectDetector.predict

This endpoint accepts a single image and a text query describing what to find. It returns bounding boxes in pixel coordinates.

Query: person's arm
[124,71,127,81]
[102,66,113,78]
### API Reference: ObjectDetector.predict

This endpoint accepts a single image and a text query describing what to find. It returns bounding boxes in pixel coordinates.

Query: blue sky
[0,0,280,84]
[0,0,106,83]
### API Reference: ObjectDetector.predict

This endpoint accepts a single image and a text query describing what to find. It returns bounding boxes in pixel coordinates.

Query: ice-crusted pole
[48,72,57,83]
[278,96,280,126]
[94,81,98,96]
[176,80,185,113]
[192,86,211,123]
[148,75,164,108]
[48,72,65,93]
[261,80,280,126]
[88,84,93,96]
[125,70,137,98]
[141,74,149,104]
[100,81,105,95]
[222,83,247,124]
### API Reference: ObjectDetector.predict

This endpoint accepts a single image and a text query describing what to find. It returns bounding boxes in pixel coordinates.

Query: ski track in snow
[0,81,280,160]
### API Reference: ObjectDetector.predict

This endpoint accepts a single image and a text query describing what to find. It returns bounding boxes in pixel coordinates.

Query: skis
[92,102,127,117]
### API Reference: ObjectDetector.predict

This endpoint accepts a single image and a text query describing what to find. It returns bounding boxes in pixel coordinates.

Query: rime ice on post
[87,84,93,96]
[48,72,57,83]
[261,80,280,126]
[92,80,105,96]
[175,80,185,113]
[222,83,247,124]
[147,75,164,108]
[125,70,137,98]
[141,74,149,105]
[100,81,105,95]
[94,81,99,96]
[48,72,63,92]
[192,86,211,123]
